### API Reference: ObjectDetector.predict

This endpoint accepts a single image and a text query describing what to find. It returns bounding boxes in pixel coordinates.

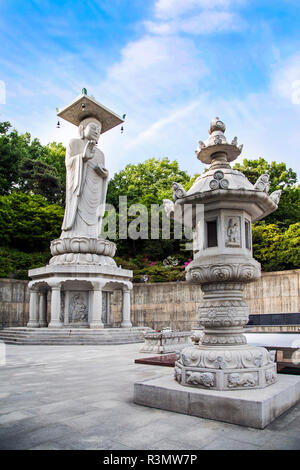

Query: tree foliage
[252,222,300,271]
[107,157,190,209]
[0,192,64,251]
[106,157,193,260]
[234,158,300,229]
[19,159,61,203]
[233,158,297,190]
[0,119,299,280]
[0,121,66,204]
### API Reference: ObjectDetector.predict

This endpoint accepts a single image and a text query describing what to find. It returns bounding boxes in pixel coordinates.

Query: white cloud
[272,53,300,105]
[50,38,300,181]
[146,10,244,35]
[154,0,234,19]
[12,0,299,183]
[126,100,201,150]
[96,34,208,126]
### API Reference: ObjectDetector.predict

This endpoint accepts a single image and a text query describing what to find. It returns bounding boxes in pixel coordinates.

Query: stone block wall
[0,279,29,327]
[0,269,299,330]
[244,270,299,315]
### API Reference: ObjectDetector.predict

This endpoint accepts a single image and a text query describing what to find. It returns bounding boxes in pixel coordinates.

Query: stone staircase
[0,327,151,345]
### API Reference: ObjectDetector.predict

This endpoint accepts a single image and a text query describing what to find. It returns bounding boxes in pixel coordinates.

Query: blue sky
[1,0,300,178]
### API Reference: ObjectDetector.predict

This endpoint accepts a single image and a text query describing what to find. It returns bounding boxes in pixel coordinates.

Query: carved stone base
[49,237,117,266]
[49,253,117,266]
[134,374,300,429]
[28,263,133,331]
[140,331,192,354]
[174,345,277,390]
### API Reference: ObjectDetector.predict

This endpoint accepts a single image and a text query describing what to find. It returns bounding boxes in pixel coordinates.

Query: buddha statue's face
[84,121,101,142]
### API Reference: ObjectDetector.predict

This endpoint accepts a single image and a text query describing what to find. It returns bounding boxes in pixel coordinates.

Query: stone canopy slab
[57,93,124,133]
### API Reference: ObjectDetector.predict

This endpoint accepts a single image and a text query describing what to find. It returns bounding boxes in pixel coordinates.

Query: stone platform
[0,327,150,345]
[134,373,300,429]
[140,331,192,354]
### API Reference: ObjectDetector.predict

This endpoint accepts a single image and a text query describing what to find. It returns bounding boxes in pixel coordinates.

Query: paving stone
[28,442,64,450]
[0,343,300,450]
[0,410,35,425]
[0,423,76,450]
[201,436,259,450]
[262,435,300,450]
[148,439,200,450]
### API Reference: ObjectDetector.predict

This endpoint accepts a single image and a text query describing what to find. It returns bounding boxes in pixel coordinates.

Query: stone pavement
[0,343,300,450]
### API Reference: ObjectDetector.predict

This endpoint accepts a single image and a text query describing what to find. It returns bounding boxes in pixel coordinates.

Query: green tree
[279,223,300,269]
[233,158,297,191]
[20,138,66,205]
[106,158,192,259]
[0,246,51,279]
[234,158,300,229]
[0,122,29,194]
[266,185,300,229]
[40,142,66,204]
[0,120,66,204]
[107,157,190,208]
[0,192,64,251]
[252,223,283,271]
[19,159,61,204]
[252,222,300,271]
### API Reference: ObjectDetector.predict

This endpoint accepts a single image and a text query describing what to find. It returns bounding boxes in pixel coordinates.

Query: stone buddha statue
[49,91,124,265]
[61,116,109,239]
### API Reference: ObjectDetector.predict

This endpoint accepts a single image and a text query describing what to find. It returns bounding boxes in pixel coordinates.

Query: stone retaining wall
[1,269,300,330]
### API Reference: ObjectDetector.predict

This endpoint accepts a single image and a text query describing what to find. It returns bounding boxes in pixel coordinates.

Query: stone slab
[28,263,132,279]
[134,373,300,429]
[135,354,176,367]
[0,326,151,345]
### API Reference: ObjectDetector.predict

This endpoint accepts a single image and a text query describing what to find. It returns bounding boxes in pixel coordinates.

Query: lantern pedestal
[134,373,300,429]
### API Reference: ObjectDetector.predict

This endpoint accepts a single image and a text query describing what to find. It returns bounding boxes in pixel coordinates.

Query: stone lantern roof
[189,117,252,195]
[195,116,243,165]
[166,117,282,223]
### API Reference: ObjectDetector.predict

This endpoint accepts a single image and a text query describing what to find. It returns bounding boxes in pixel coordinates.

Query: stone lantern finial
[209,117,226,134]
[196,117,243,168]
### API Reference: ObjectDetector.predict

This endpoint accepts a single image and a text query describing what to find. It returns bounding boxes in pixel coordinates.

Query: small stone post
[121,287,132,328]
[27,288,40,328]
[39,291,48,327]
[48,285,63,328]
[90,283,105,329]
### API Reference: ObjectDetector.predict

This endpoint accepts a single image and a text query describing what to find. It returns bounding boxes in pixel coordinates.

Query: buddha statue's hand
[83,141,96,161]
[94,164,109,178]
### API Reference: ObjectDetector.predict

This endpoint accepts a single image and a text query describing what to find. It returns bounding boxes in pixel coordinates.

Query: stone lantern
[134,117,300,428]
[172,117,281,390]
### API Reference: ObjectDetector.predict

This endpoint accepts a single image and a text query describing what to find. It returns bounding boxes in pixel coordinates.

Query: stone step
[0,328,147,334]
[0,334,144,340]
[0,339,143,345]
[0,326,149,345]
[0,329,147,335]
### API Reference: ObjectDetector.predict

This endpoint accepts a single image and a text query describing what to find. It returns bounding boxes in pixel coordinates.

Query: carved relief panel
[69,291,89,324]
[225,216,241,247]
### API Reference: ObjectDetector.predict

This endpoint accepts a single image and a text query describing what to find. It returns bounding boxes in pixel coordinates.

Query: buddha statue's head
[79,117,102,142]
